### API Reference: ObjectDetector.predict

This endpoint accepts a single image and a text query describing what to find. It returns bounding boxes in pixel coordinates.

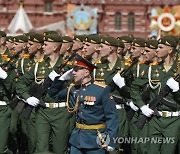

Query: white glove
[26,97,40,107]
[113,73,125,88]
[106,146,115,151]
[166,77,179,92]
[140,105,154,117]
[59,68,73,80]
[49,70,59,81]
[129,101,139,111]
[0,67,8,79]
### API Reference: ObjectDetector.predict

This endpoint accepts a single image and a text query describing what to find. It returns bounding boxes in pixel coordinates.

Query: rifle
[126,85,151,121]
[111,58,138,103]
[135,74,180,130]
[21,53,76,119]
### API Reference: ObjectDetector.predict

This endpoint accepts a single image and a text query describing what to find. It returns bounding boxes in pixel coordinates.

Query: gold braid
[66,83,80,113]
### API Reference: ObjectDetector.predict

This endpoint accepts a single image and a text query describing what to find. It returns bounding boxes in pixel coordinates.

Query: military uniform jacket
[16,56,64,103]
[48,79,119,149]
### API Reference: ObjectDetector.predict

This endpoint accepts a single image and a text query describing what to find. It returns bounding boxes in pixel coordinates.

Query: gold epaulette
[94,81,107,88]
[37,58,45,63]
[95,60,101,64]
[149,62,158,66]
[2,54,10,61]
[138,60,146,65]
[124,58,132,66]
[22,54,30,59]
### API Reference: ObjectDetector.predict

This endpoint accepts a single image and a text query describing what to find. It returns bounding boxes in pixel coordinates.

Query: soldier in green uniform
[60,36,73,59]
[118,36,133,60]
[48,55,119,154]
[97,36,131,154]
[5,36,14,54]
[0,31,8,55]
[16,34,70,154]
[82,34,101,63]
[72,35,86,56]
[0,31,14,154]
[129,39,159,154]
[113,38,147,154]
[8,34,36,153]
[146,37,180,154]
[16,33,44,153]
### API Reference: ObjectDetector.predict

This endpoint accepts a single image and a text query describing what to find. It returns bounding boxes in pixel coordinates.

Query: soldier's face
[124,43,131,53]
[13,42,26,53]
[60,43,70,55]
[6,42,14,50]
[42,41,54,55]
[82,42,97,57]
[117,47,123,55]
[156,44,171,59]
[130,46,142,59]
[72,40,83,51]
[144,47,156,61]
[27,41,40,54]
[0,37,5,46]
[99,43,111,58]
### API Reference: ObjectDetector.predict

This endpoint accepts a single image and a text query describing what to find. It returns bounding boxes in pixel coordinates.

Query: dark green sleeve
[16,66,35,100]
[130,77,149,108]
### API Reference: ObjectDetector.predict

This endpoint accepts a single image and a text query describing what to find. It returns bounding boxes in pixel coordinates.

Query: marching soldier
[16,34,70,154]
[0,31,14,154]
[60,36,73,59]
[147,37,180,154]
[129,39,159,154]
[82,34,101,63]
[48,55,119,154]
[72,35,86,56]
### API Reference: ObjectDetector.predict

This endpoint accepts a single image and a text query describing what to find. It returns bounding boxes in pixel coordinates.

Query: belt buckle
[162,111,168,117]
[49,103,54,109]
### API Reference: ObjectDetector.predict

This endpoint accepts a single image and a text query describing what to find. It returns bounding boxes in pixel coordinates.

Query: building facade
[0,0,179,38]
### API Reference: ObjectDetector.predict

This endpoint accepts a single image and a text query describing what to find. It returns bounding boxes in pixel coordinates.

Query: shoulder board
[149,62,158,66]
[2,54,10,61]
[95,60,101,64]
[37,58,45,63]
[94,81,107,88]
[125,58,132,66]
[138,60,146,65]
[23,54,30,59]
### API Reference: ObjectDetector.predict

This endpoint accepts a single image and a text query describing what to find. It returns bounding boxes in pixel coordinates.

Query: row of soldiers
[0,30,179,154]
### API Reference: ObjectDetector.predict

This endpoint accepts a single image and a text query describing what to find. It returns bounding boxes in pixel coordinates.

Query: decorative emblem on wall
[67,4,97,35]
[150,5,180,36]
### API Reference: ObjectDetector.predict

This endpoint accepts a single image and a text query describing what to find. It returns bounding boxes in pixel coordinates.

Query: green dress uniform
[0,48,15,153]
[147,58,180,154]
[16,55,70,154]
[130,61,153,154]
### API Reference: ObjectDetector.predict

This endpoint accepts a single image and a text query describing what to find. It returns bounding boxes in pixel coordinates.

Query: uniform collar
[81,80,93,87]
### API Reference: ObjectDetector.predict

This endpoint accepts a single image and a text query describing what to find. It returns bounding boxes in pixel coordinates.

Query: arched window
[115,12,121,30]
[128,12,135,31]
